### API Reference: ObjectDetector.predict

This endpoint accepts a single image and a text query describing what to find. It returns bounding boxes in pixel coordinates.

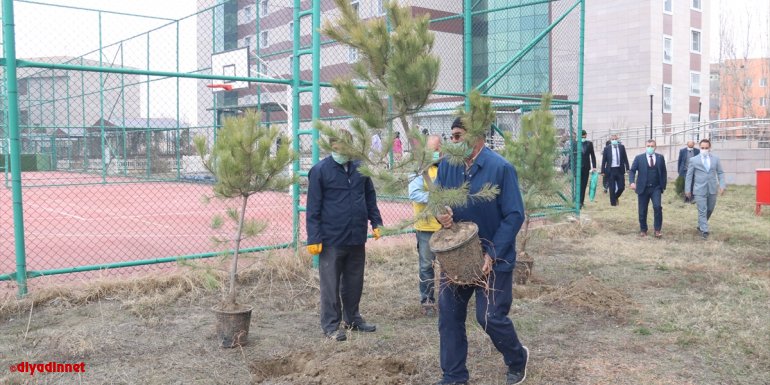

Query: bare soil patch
[1,187,769,384]
[540,275,636,318]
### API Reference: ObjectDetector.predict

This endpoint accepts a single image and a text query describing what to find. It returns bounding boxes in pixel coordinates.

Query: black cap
[582,130,587,136]
[451,117,464,129]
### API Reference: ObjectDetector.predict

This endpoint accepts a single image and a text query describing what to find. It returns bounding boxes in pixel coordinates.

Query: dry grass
[1,186,769,384]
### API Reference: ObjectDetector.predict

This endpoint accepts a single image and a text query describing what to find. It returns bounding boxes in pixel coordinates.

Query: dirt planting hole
[250,351,418,384]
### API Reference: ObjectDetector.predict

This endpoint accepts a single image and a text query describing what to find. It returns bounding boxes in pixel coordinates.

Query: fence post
[2,0,29,296]
[463,0,472,111]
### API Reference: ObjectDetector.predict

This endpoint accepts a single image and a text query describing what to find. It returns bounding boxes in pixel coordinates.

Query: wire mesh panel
[1,0,296,289]
[1,0,584,291]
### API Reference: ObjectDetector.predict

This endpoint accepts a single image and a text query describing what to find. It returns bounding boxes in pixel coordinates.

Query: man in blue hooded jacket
[433,118,529,385]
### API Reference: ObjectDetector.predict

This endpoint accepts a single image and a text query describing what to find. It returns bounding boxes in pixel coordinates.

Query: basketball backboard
[210,47,249,91]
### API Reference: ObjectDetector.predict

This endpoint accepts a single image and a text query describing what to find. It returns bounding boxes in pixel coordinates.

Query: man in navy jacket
[434,118,528,385]
[677,141,699,203]
[600,134,629,206]
[306,130,383,341]
[629,139,668,238]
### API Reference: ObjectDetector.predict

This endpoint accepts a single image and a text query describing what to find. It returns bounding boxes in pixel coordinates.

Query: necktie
[614,146,619,164]
[649,155,654,167]
[704,155,710,171]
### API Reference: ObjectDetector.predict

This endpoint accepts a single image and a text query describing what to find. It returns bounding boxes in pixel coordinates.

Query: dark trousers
[318,245,366,333]
[438,270,526,383]
[608,167,625,205]
[637,185,663,232]
[579,167,590,206]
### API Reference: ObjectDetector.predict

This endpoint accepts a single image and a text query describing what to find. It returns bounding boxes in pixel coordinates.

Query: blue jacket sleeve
[629,155,639,184]
[408,174,429,203]
[306,166,323,245]
[491,165,525,269]
[364,175,383,229]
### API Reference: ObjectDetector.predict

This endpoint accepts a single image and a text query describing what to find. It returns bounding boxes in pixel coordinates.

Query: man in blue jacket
[629,139,668,238]
[434,118,528,385]
[306,130,383,342]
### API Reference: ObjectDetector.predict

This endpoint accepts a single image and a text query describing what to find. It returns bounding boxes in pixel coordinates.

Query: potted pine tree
[194,110,294,347]
[316,0,497,285]
[500,95,565,284]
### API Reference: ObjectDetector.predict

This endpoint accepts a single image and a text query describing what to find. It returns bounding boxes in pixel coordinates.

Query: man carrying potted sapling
[434,117,529,385]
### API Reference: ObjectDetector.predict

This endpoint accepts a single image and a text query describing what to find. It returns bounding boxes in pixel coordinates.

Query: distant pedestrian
[600,134,629,206]
[677,140,699,203]
[393,132,403,161]
[685,139,727,240]
[578,130,597,208]
[628,140,667,238]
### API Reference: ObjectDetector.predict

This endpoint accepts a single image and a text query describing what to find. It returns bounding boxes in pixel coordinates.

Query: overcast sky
[710,0,770,61]
[3,0,768,124]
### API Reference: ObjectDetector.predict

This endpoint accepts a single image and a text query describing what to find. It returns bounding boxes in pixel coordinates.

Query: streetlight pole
[647,85,656,140]
[649,94,653,139]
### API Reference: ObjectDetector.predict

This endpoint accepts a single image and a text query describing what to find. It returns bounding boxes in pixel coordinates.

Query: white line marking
[26,203,87,220]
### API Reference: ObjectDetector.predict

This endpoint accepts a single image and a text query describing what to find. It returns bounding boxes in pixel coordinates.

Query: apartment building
[196,0,582,138]
[715,58,770,119]
[583,0,710,138]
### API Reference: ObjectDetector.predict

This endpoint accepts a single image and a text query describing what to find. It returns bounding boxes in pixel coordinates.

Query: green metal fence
[1,0,584,296]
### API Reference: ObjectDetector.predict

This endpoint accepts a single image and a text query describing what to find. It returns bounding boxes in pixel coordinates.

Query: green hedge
[0,154,46,171]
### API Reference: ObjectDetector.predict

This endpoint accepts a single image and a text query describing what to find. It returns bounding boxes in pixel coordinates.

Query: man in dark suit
[578,130,597,208]
[600,134,629,206]
[677,140,699,203]
[629,139,667,238]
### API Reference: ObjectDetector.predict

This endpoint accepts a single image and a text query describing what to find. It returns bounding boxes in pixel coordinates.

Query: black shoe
[346,322,376,332]
[702,231,709,240]
[506,346,529,384]
[433,381,467,385]
[324,329,347,341]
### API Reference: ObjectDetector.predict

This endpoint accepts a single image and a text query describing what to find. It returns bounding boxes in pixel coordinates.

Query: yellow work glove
[307,243,322,255]
[373,228,382,240]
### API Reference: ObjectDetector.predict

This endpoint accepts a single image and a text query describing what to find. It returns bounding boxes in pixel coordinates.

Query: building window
[244,5,256,22]
[761,78,767,87]
[692,0,701,10]
[664,0,672,13]
[663,85,672,113]
[349,47,359,63]
[690,72,701,96]
[761,97,768,107]
[663,36,672,63]
[351,0,360,16]
[259,30,269,48]
[262,62,268,76]
[288,21,294,38]
[691,29,701,53]
[259,0,268,18]
[243,36,252,51]
[377,0,385,15]
[746,78,753,87]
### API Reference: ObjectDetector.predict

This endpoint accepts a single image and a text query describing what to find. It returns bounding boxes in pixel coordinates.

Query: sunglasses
[450,133,464,140]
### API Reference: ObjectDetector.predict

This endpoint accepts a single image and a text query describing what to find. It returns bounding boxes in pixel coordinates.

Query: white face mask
[700,149,709,155]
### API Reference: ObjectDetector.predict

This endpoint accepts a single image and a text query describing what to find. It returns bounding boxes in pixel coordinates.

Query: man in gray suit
[685,139,727,239]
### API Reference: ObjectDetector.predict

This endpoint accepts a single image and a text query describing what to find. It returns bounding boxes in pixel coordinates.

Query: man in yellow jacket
[408,135,441,316]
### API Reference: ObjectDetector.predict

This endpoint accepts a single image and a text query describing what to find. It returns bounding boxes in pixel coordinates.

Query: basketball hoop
[207,84,234,91]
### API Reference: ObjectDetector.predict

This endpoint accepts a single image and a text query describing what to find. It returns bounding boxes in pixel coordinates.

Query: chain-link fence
[2,0,584,295]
